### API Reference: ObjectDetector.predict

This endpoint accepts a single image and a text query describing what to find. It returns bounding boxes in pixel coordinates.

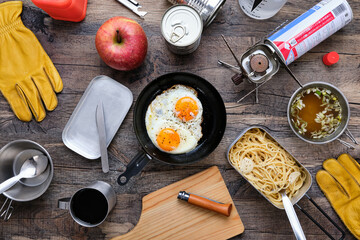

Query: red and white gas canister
[266,0,352,65]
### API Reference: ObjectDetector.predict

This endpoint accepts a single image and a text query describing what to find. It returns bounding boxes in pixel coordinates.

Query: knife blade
[96,101,109,173]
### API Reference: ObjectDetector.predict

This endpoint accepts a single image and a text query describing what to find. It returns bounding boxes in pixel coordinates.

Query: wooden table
[0,0,359,239]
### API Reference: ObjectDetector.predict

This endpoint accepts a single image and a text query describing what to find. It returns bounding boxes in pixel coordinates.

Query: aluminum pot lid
[62,75,133,159]
[161,5,203,47]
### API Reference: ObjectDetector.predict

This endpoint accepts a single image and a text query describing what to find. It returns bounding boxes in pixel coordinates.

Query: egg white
[145,85,203,154]
[146,119,199,154]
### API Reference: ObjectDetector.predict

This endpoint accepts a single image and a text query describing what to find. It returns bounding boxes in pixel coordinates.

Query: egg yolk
[175,97,199,122]
[156,128,180,152]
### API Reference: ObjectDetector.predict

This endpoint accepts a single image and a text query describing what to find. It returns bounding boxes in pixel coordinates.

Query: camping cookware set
[0,140,53,220]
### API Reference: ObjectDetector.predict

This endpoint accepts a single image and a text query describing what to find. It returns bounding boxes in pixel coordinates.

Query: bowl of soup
[287,82,350,145]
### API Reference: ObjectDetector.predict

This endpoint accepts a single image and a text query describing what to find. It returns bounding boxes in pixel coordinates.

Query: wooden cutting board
[112,166,244,240]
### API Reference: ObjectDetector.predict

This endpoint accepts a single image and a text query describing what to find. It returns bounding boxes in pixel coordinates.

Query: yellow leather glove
[0,1,63,122]
[316,154,360,239]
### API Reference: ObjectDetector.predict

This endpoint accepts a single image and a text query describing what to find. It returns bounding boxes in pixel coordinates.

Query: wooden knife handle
[187,194,232,217]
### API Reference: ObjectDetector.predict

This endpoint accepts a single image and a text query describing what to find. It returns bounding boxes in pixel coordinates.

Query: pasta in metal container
[228,128,307,208]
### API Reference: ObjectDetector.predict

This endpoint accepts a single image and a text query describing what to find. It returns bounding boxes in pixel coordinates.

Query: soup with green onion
[290,87,342,139]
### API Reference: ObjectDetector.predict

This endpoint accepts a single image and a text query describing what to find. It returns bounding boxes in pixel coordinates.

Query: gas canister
[266,0,352,65]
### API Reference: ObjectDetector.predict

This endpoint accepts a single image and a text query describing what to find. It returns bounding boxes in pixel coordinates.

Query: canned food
[266,0,353,65]
[161,5,203,55]
[168,0,226,27]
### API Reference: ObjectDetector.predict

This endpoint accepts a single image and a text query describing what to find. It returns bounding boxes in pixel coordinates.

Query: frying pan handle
[117,151,152,185]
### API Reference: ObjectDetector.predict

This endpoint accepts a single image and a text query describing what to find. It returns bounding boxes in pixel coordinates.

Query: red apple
[95,16,148,71]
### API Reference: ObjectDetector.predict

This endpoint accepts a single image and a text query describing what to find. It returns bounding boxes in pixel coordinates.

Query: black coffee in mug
[58,181,116,227]
[71,188,108,224]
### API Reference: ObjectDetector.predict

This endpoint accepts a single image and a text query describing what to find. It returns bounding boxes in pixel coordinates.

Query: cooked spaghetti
[229,128,306,207]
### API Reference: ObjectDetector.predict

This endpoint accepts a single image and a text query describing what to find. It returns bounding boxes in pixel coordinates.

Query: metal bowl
[13,149,51,187]
[287,81,350,145]
[0,140,53,202]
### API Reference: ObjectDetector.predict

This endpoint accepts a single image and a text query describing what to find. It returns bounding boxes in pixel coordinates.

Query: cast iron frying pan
[117,72,226,185]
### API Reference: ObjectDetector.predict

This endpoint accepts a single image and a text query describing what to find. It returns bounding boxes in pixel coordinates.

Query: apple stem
[116,30,121,44]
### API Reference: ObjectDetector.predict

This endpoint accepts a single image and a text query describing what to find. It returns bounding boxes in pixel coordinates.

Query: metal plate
[62,75,133,159]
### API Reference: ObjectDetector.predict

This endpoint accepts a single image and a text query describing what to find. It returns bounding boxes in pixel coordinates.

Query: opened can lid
[161,5,203,47]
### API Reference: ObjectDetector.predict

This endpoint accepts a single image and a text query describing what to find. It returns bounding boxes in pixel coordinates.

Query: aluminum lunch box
[226,126,312,209]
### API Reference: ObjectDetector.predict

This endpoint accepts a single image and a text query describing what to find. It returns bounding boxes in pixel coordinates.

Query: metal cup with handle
[58,181,116,227]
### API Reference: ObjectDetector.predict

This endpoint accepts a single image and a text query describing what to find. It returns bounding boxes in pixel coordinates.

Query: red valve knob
[323,52,339,66]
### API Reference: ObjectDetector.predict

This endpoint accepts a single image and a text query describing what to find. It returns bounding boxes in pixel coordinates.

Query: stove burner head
[250,54,269,73]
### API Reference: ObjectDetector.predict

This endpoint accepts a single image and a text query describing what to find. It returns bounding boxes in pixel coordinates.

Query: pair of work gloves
[316,153,360,239]
[0,1,63,122]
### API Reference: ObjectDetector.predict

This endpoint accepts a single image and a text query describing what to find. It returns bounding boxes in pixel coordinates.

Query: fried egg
[145,85,203,154]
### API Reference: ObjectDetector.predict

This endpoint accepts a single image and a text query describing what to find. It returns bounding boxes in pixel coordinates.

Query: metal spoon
[0,155,48,194]
[13,150,50,187]
[280,190,306,240]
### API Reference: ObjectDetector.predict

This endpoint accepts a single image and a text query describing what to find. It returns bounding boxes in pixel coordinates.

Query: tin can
[266,0,353,65]
[161,5,203,55]
[168,0,226,27]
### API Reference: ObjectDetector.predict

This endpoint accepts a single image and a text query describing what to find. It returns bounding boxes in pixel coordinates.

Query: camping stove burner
[250,54,269,74]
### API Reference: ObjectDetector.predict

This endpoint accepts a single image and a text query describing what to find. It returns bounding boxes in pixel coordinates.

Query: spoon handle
[282,192,306,240]
[0,175,22,194]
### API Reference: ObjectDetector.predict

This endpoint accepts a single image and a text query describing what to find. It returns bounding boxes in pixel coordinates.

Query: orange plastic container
[31,0,88,22]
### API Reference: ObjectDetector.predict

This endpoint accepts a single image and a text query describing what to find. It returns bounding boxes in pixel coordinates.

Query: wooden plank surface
[0,0,359,239]
[112,166,244,240]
